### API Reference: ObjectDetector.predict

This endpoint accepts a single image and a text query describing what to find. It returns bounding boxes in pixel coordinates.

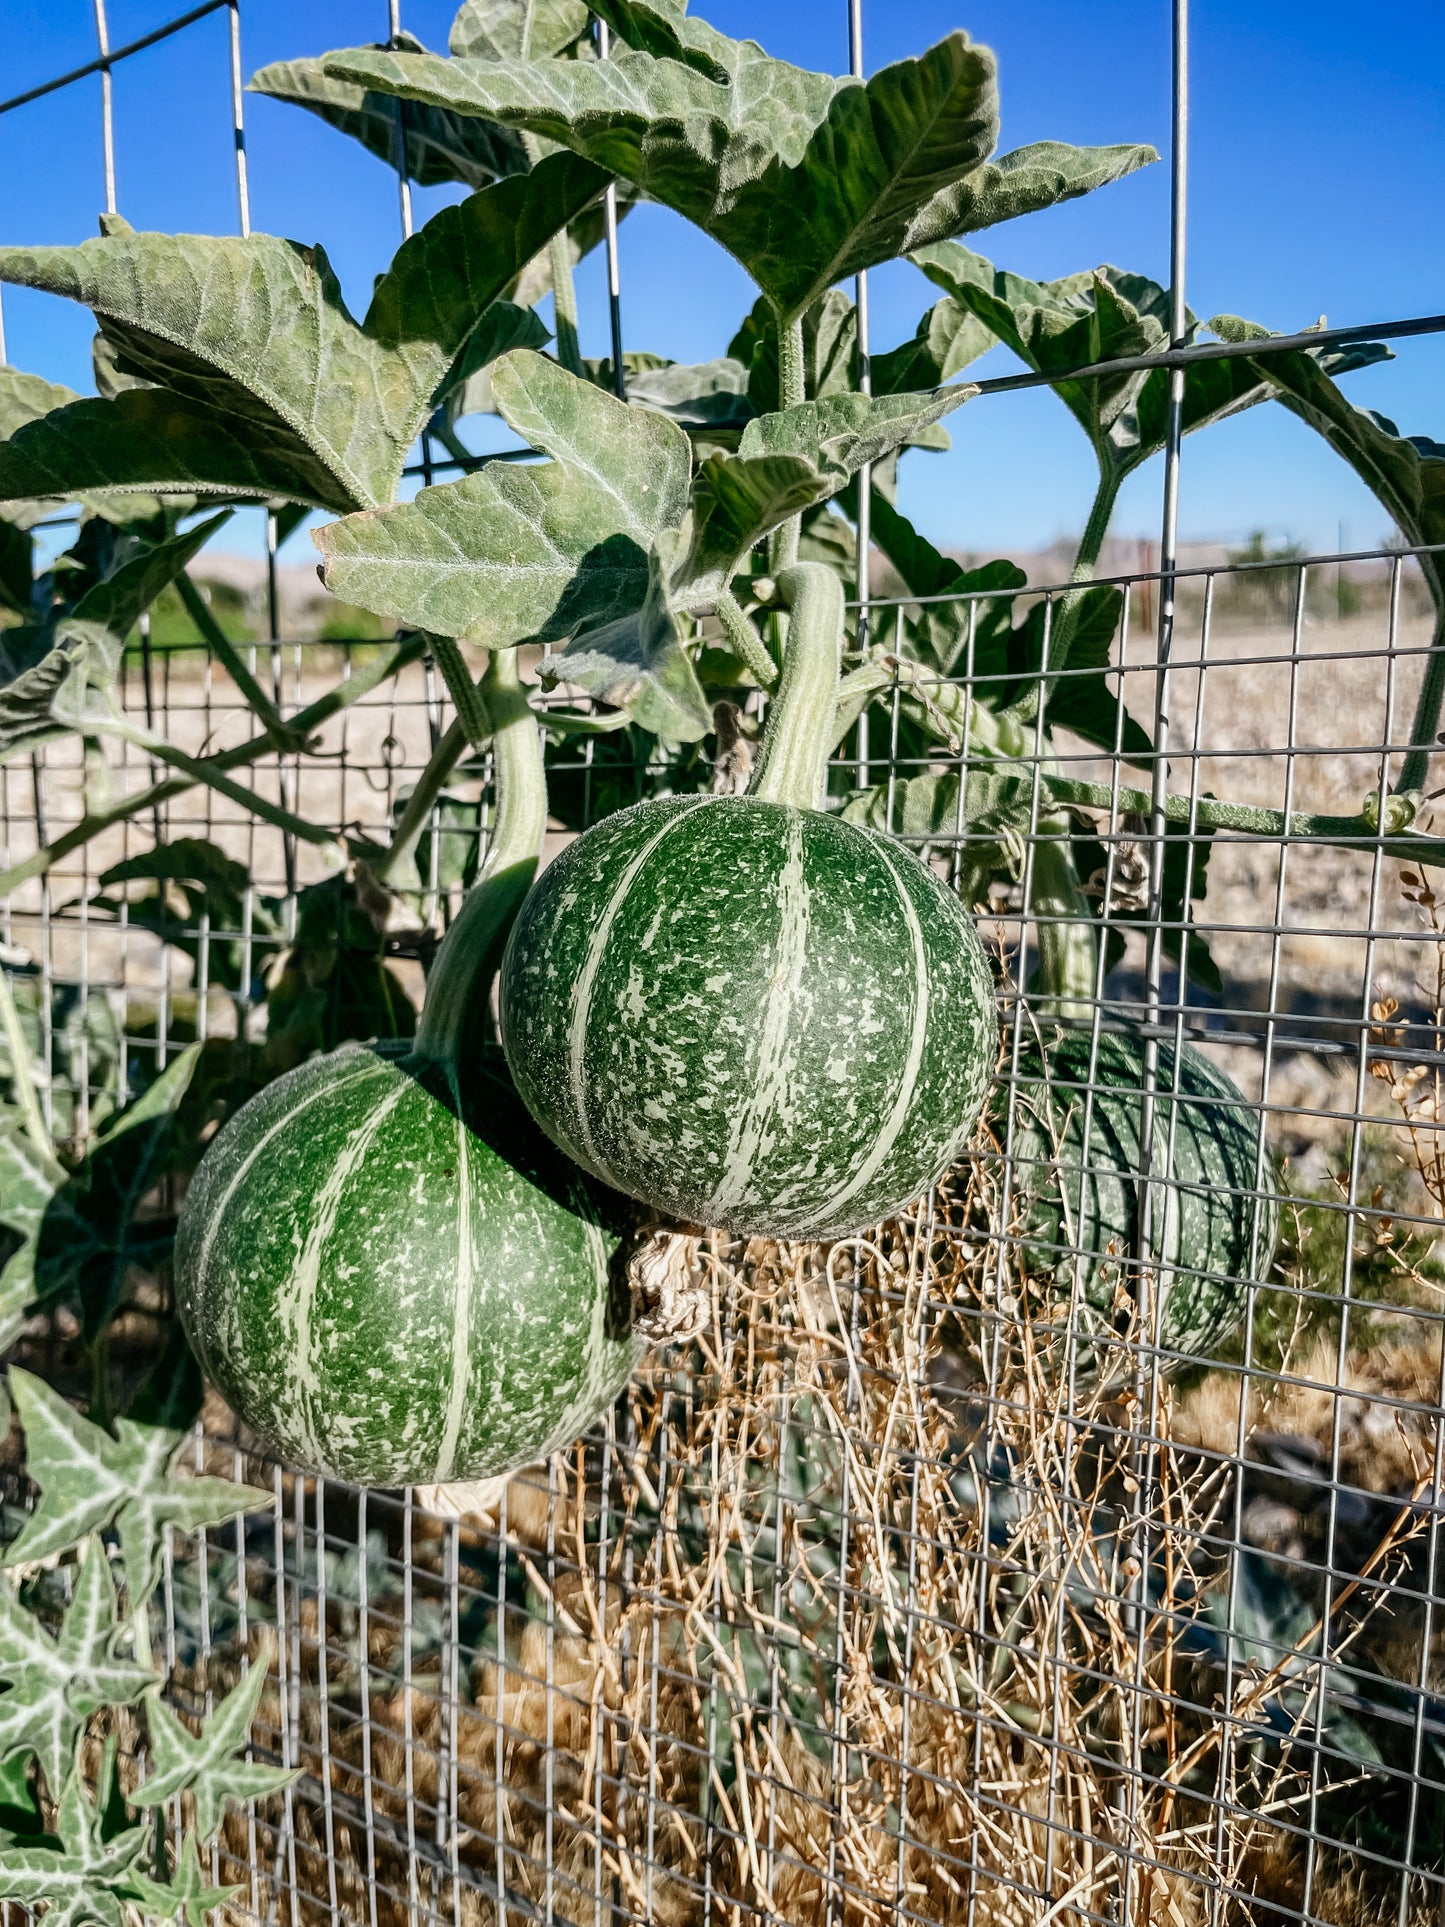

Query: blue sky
[1,0,1441,568]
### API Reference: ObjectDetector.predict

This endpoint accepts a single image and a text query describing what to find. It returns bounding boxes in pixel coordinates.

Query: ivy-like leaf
[32,1044,203,1337]
[0,154,611,512]
[327,14,1152,323]
[0,1760,148,1927]
[132,1658,296,1845]
[3,1369,268,1605]
[0,514,227,768]
[0,1538,155,1800]
[122,1830,241,1926]
[0,1109,66,1347]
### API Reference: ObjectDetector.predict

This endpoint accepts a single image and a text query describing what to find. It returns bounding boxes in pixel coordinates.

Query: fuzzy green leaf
[327,19,1152,324]
[133,1661,296,1845]
[317,349,707,734]
[0,515,227,767]
[538,544,711,738]
[737,384,974,485]
[252,34,530,189]
[0,1539,155,1799]
[0,1761,148,1927]
[0,367,80,554]
[122,1830,241,1926]
[0,388,351,510]
[913,245,1389,490]
[1212,315,1445,596]
[451,0,594,60]
[872,296,994,394]
[3,1369,268,1605]
[0,155,609,512]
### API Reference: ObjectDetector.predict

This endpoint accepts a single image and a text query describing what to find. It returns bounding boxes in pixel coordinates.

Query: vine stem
[0,964,64,1177]
[413,651,547,1062]
[1397,595,1445,796]
[1043,772,1445,864]
[715,588,778,688]
[172,573,301,751]
[0,634,427,900]
[1029,822,1098,1020]
[369,715,471,889]
[766,314,808,577]
[107,721,343,855]
[1010,467,1122,724]
[748,563,842,810]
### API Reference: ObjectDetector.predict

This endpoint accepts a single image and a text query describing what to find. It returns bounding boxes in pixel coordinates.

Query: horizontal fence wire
[1,4,1443,1927]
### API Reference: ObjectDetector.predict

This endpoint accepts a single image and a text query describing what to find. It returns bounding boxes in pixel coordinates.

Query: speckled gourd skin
[499,794,1000,1241]
[175,1042,639,1486]
[997,1030,1278,1369]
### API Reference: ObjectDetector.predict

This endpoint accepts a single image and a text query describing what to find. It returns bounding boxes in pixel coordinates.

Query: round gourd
[499,792,999,1241]
[995,1029,1277,1371]
[175,1042,638,1487]
[175,650,646,1488]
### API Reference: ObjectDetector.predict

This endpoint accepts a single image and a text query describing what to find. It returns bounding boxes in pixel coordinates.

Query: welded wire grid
[1,3,1444,1924]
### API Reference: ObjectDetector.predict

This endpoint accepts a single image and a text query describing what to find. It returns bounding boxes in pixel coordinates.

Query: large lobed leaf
[0,155,610,513]
[316,349,977,736]
[914,242,1393,488]
[252,33,530,189]
[1211,314,1445,601]
[325,6,1153,323]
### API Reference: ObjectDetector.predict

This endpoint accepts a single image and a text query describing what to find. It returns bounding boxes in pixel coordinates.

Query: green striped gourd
[175,653,639,1486]
[500,564,999,1241]
[996,1029,1277,1372]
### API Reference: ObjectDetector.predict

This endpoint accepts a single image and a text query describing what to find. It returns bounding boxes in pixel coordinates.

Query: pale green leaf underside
[451,0,594,61]
[0,153,610,511]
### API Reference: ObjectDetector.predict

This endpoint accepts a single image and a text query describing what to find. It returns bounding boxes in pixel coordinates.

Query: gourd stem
[1029,825,1099,1021]
[766,314,807,577]
[715,588,778,688]
[747,563,843,810]
[413,652,547,1061]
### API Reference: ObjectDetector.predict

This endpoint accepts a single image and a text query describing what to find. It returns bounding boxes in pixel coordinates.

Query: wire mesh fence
[1,3,1443,1926]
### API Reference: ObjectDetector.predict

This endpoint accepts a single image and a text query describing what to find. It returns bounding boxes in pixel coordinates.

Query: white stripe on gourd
[175,652,641,1487]
[500,563,999,1241]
